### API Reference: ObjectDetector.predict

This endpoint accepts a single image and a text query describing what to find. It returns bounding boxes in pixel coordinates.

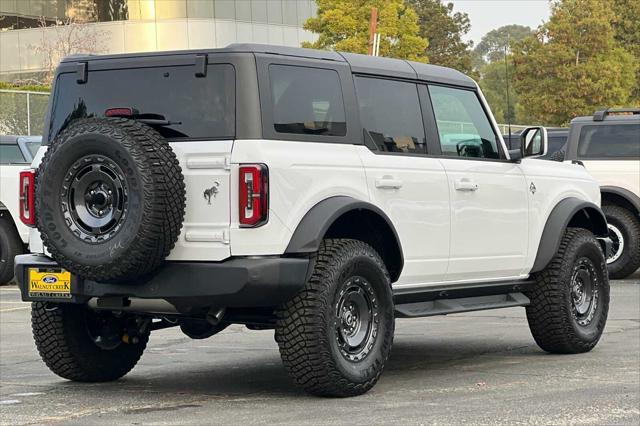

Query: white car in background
[0,135,41,284]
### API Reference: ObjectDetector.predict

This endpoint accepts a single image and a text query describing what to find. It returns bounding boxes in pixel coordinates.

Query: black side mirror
[509,148,522,161]
[520,126,548,158]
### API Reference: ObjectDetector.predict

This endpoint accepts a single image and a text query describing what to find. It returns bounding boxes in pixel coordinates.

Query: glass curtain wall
[1,1,315,29]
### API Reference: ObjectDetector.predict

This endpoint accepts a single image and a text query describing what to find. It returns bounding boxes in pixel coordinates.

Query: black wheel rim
[61,155,128,243]
[570,257,599,326]
[606,224,624,264]
[84,309,124,350]
[335,276,379,362]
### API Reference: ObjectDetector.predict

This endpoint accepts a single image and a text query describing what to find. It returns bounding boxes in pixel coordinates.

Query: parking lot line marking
[0,307,30,313]
[0,301,24,304]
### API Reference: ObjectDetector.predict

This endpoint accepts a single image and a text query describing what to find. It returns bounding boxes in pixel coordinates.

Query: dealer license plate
[28,268,72,299]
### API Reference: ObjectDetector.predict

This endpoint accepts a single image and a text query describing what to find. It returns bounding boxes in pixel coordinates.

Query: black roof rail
[593,108,640,121]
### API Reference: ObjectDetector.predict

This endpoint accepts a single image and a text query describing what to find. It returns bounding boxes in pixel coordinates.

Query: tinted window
[429,85,501,159]
[0,145,26,164]
[578,124,640,158]
[49,64,235,143]
[355,77,425,154]
[269,65,346,137]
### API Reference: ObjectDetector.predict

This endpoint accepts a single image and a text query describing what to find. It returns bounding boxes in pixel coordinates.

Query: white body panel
[0,164,30,243]
[356,147,450,284]
[518,159,602,274]
[229,140,369,256]
[582,160,640,198]
[166,141,233,262]
[438,158,528,281]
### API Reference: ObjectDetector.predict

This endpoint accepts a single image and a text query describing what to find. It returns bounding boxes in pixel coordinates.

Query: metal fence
[0,90,50,136]
[439,120,529,136]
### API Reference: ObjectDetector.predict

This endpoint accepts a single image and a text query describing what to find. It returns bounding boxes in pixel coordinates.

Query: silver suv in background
[564,109,640,279]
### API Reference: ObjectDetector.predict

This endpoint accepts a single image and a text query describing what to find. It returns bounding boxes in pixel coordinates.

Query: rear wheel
[0,212,24,285]
[526,228,609,354]
[603,205,640,279]
[275,239,394,397]
[32,302,149,382]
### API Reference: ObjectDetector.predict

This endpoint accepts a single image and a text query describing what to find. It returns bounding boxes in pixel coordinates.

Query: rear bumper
[15,254,309,310]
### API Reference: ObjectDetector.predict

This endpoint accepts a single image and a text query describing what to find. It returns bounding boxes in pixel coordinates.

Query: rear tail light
[239,164,268,227]
[19,169,36,227]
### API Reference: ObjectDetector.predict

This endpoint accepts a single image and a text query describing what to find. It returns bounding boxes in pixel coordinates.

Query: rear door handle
[454,178,479,192]
[375,176,403,189]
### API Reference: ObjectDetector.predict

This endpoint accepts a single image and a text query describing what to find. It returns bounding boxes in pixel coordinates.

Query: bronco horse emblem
[204,182,220,205]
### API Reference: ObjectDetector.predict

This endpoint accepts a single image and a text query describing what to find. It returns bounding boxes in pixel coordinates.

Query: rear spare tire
[36,118,185,282]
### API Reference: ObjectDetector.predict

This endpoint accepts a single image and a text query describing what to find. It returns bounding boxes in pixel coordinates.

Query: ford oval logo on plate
[42,275,58,284]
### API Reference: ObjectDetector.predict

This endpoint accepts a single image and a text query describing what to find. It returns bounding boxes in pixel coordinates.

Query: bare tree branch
[29,16,108,86]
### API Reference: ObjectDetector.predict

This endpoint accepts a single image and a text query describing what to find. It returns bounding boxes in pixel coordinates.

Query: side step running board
[394,292,530,318]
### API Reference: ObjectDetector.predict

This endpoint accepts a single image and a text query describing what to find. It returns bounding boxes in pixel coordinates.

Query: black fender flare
[531,197,608,273]
[285,196,404,268]
[601,186,640,215]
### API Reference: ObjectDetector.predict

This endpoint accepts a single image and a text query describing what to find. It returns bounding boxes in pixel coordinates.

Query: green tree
[512,0,637,126]
[406,0,474,73]
[478,59,524,124]
[473,25,532,68]
[611,0,640,104]
[303,0,428,62]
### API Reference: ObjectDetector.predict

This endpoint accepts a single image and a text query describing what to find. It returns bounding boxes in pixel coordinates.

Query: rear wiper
[137,118,182,127]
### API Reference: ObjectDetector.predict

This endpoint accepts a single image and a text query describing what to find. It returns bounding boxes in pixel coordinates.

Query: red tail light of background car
[19,169,36,227]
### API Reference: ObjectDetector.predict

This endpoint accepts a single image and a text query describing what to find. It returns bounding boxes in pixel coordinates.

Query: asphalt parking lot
[1,274,638,425]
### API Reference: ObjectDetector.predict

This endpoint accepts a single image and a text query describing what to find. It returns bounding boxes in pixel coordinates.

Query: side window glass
[0,144,26,164]
[269,65,346,137]
[578,124,640,158]
[354,76,426,154]
[428,85,501,159]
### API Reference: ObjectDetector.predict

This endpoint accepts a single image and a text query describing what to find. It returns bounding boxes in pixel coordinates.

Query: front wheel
[526,228,609,354]
[32,302,149,382]
[275,239,395,397]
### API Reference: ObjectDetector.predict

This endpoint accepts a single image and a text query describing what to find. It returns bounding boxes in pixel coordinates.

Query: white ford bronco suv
[16,44,611,397]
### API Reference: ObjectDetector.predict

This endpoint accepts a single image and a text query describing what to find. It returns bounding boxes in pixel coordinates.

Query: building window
[251,0,268,23]
[214,0,235,19]
[187,0,214,19]
[156,0,187,19]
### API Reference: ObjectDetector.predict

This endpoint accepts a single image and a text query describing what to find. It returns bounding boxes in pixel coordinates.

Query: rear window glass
[0,144,26,164]
[269,64,346,137]
[48,64,235,143]
[578,124,640,158]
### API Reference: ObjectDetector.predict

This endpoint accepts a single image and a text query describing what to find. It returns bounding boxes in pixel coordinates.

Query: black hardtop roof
[60,43,476,88]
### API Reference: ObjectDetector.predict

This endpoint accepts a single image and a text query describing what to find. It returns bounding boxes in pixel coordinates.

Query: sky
[451,0,552,45]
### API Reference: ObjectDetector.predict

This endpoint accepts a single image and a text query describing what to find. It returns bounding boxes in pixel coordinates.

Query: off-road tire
[36,118,186,282]
[32,302,149,382]
[603,205,640,279]
[275,239,395,397]
[526,228,609,354]
[0,212,24,285]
